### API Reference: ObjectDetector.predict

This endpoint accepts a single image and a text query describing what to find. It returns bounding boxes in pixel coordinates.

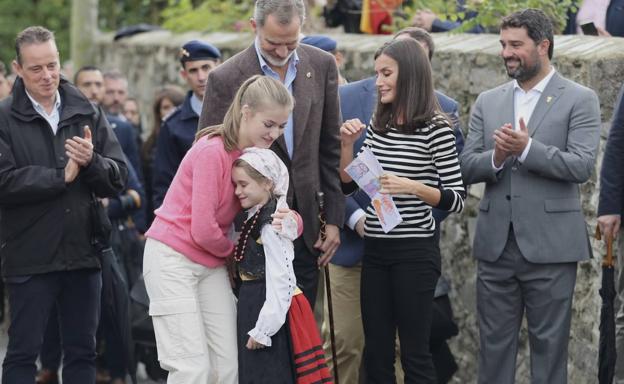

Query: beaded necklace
[233,209,262,262]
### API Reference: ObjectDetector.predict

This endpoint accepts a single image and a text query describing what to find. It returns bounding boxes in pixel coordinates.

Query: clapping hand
[65,125,94,167]
[493,118,529,157]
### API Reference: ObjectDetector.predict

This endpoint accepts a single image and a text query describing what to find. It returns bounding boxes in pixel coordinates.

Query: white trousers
[143,238,238,384]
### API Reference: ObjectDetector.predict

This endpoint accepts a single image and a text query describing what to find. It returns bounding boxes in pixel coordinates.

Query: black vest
[237,199,277,279]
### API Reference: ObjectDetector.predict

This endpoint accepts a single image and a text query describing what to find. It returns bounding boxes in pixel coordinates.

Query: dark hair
[394,27,434,61]
[373,39,442,135]
[15,26,55,64]
[141,85,185,163]
[501,8,554,60]
[74,65,101,84]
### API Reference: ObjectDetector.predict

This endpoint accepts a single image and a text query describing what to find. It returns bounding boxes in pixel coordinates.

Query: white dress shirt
[347,209,366,231]
[25,90,61,134]
[492,67,556,170]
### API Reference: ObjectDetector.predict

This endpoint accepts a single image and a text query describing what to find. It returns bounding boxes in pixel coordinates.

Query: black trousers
[39,283,128,379]
[292,237,320,309]
[40,307,61,371]
[2,269,101,384]
[361,236,440,384]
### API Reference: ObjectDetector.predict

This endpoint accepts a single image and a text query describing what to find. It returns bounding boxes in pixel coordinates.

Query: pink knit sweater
[146,136,242,268]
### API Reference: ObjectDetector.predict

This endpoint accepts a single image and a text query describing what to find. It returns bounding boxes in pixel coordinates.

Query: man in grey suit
[460,9,601,384]
[198,0,343,307]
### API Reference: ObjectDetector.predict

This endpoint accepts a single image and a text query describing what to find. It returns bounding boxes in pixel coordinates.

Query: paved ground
[0,319,163,383]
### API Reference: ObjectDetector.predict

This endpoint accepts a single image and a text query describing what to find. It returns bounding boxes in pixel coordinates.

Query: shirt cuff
[248,328,272,347]
[347,209,366,230]
[491,151,504,171]
[518,138,532,163]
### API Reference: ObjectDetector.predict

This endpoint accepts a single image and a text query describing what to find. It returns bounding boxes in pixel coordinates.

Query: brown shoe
[35,369,59,384]
[95,368,111,383]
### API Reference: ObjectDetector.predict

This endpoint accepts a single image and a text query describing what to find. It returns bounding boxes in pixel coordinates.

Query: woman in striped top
[339,38,465,383]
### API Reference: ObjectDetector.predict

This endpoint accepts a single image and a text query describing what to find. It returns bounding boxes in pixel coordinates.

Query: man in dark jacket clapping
[0,26,127,384]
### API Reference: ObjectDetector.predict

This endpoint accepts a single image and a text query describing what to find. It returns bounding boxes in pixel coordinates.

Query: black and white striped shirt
[362,114,465,238]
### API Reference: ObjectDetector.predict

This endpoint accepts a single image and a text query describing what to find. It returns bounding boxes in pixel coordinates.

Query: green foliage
[0,0,71,68]
[98,0,169,31]
[161,0,254,33]
[399,0,578,34]
[0,0,172,69]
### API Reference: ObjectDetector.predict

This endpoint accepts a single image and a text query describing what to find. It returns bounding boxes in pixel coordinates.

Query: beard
[260,47,295,68]
[504,54,541,83]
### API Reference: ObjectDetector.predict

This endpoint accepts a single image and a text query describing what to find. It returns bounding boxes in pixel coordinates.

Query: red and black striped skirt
[288,292,333,384]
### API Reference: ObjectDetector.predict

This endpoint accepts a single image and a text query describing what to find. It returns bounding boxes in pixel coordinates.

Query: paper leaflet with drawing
[345,147,402,233]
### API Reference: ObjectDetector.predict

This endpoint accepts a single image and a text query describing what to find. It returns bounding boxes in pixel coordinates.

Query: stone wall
[95,31,624,382]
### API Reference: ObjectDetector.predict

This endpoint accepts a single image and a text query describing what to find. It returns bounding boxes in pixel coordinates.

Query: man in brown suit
[198,0,344,307]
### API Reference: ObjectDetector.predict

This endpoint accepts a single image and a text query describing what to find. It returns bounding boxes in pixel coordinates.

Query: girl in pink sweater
[143,75,294,383]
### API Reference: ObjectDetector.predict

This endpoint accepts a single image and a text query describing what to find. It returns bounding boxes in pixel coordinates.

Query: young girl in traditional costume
[232,148,333,384]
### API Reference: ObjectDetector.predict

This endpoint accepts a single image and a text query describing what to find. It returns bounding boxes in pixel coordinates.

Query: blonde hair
[196,75,294,151]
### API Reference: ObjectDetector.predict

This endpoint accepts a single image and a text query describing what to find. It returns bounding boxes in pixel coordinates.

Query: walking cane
[317,192,340,384]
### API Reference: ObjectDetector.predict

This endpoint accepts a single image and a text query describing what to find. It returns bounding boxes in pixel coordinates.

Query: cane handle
[596,225,615,267]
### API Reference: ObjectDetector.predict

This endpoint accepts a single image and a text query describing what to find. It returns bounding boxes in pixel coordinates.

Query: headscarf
[238,147,289,211]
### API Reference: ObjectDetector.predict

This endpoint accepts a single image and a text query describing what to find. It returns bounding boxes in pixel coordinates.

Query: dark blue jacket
[606,0,624,37]
[598,83,624,216]
[106,114,146,232]
[107,160,146,232]
[332,76,464,268]
[106,115,142,182]
[152,91,198,210]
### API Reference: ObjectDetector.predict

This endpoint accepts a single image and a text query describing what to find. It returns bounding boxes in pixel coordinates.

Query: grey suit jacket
[460,73,601,263]
[198,44,344,253]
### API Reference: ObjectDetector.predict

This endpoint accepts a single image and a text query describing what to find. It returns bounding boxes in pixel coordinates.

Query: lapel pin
[306,72,311,78]
[546,96,553,103]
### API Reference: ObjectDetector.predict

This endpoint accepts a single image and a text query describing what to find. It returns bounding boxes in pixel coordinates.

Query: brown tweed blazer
[198,44,344,253]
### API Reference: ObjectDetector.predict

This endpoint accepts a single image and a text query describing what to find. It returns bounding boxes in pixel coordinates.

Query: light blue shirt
[190,93,203,116]
[26,90,61,134]
[254,37,299,158]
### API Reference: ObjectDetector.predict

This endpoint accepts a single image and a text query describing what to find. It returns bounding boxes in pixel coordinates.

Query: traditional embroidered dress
[237,198,296,383]
[234,148,332,384]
